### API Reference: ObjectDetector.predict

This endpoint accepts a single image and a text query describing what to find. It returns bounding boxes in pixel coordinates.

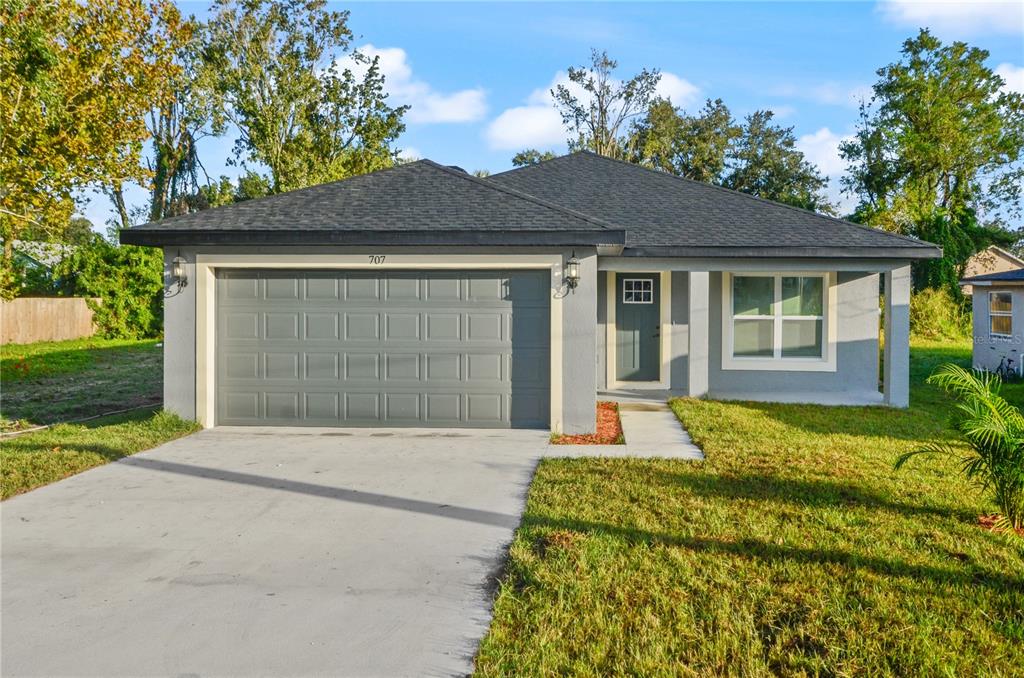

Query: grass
[1,408,200,499]
[475,340,1024,677]
[1,337,162,429]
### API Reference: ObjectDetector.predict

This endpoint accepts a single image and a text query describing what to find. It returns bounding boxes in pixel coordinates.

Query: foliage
[56,239,164,339]
[896,364,1024,531]
[552,49,661,159]
[631,98,739,184]
[202,0,407,194]
[723,110,834,213]
[511,149,558,167]
[841,29,1024,292]
[909,288,971,341]
[0,0,181,296]
[477,341,1024,675]
[1,409,200,500]
[631,100,832,212]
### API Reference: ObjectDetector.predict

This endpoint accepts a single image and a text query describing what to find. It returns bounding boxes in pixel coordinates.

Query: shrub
[56,238,163,339]
[909,287,971,341]
[896,364,1024,532]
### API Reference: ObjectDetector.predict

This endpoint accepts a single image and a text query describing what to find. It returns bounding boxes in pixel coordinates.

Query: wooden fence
[1,297,98,344]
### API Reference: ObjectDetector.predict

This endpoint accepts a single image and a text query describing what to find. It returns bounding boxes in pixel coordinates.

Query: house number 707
[367,255,386,264]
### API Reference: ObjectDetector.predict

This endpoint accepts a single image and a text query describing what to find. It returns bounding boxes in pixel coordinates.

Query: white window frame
[721,272,838,372]
[989,291,1013,339]
[622,278,654,304]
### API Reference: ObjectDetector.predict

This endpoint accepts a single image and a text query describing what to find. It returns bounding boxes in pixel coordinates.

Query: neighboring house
[961,268,1024,378]
[120,152,940,433]
[962,246,1024,296]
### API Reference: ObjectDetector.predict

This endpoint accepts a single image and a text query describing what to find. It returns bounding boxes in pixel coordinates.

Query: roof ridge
[419,159,623,232]
[498,150,935,249]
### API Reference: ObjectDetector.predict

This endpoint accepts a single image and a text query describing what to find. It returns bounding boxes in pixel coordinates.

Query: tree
[0,0,180,297]
[202,0,407,194]
[840,29,1024,291]
[144,11,220,223]
[552,50,661,159]
[632,98,739,183]
[511,149,558,167]
[724,110,833,213]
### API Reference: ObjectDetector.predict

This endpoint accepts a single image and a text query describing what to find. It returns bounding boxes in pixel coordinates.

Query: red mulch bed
[551,401,624,445]
[978,514,1024,538]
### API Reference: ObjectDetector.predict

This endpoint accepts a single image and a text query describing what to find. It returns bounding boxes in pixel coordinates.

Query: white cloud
[996,63,1024,93]
[485,104,566,152]
[797,127,858,213]
[398,146,423,161]
[339,45,487,124]
[484,69,699,151]
[876,0,1023,36]
[655,72,700,107]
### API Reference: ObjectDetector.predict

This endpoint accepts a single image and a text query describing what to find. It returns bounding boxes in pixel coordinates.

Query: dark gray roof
[120,160,625,247]
[490,152,940,258]
[121,151,940,258]
[961,268,1024,283]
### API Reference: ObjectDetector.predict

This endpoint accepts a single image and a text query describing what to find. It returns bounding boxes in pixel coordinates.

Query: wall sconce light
[565,251,581,291]
[171,253,188,288]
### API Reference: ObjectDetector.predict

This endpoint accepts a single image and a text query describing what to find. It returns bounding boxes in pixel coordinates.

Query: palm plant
[895,364,1024,532]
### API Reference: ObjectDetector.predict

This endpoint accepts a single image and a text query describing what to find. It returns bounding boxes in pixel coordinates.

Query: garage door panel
[216,270,550,428]
[305,393,340,419]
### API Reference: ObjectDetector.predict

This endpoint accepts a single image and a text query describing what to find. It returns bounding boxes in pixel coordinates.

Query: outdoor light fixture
[565,251,581,291]
[171,253,188,288]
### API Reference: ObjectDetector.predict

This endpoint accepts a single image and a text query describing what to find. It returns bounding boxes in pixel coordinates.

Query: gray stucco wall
[160,246,597,433]
[708,271,881,396]
[971,286,1024,375]
[596,270,607,390]
[162,248,196,421]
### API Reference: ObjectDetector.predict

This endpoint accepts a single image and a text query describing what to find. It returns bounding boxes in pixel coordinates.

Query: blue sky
[86,0,1024,229]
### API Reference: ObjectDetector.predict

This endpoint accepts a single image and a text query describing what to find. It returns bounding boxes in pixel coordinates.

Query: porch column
[688,271,710,398]
[884,265,911,408]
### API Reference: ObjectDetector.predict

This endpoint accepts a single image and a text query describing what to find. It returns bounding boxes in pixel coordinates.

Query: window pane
[781,319,823,357]
[991,314,1013,335]
[782,276,823,316]
[734,276,773,316]
[734,319,774,357]
[990,292,1012,313]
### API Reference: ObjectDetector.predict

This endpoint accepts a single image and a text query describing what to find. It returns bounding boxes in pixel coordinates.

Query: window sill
[721,356,837,372]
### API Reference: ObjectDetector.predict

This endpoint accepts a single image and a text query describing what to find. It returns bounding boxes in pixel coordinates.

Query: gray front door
[216,270,550,428]
[615,273,660,382]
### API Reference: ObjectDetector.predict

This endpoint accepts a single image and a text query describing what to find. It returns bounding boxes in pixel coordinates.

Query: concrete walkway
[617,402,705,460]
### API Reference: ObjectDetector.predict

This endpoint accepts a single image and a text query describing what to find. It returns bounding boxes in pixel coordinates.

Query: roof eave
[118,228,627,248]
[620,245,942,260]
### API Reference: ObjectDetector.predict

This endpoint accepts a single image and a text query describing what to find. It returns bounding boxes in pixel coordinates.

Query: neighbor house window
[729,273,828,363]
[623,278,653,304]
[990,292,1013,337]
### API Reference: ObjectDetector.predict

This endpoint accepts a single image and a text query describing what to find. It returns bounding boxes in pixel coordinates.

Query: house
[960,268,1024,378]
[120,152,941,433]
[961,246,1024,296]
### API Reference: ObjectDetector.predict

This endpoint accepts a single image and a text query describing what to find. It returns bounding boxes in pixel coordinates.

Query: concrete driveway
[1,427,550,678]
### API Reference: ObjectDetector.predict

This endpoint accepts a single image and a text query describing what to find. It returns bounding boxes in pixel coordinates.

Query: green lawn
[1,408,200,499]
[1,338,162,429]
[476,341,1024,676]
[1,338,198,499]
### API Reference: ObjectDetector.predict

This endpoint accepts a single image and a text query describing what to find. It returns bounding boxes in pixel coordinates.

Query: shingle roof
[961,268,1024,283]
[490,151,939,257]
[123,160,621,237]
[121,151,940,258]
